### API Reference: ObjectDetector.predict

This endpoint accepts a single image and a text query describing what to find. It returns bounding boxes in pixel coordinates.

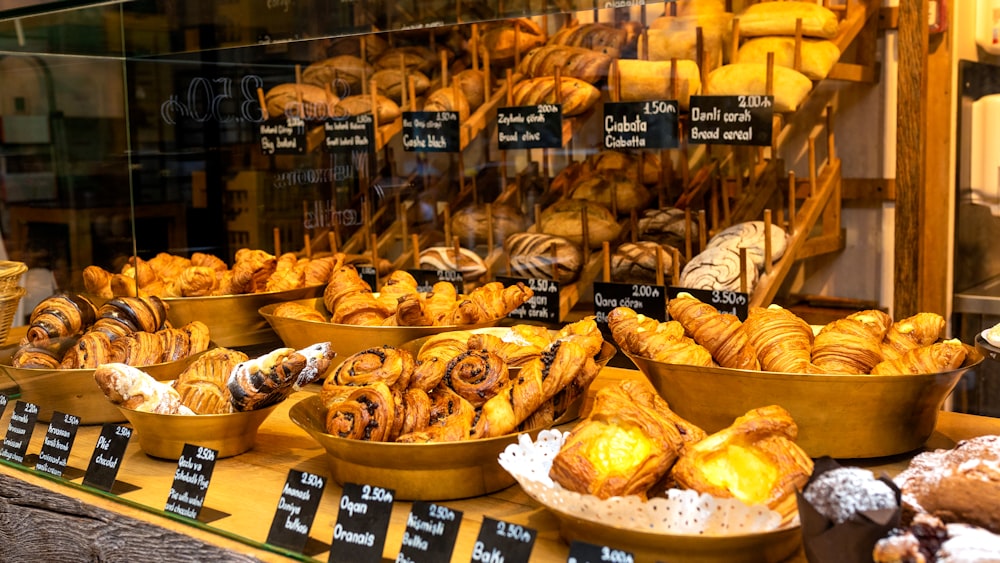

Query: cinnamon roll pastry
[83,266,114,299]
[549,380,705,499]
[59,331,112,369]
[272,301,327,323]
[881,312,946,361]
[376,270,420,314]
[94,363,194,415]
[396,386,477,443]
[109,331,164,366]
[328,345,414,390]
[24,293,99,345]
[228,343,335,411]
[325,382,398,441]
[811,317,884,375]
[408,356,450,393]
[668,293,759,370]
[91,295,169,340]
[172,347,249,414]
[444,350,510,408]
[742,305,821,374]
[870,340,967,376]
[398,387,433,436]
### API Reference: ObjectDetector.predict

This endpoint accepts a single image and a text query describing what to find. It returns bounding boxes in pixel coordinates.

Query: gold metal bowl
[0,346,208,424]
[289,394,575,501]
[116,402,280,460]
[165,285,324,347]
[624,348,984,458]
[259,298,503,369]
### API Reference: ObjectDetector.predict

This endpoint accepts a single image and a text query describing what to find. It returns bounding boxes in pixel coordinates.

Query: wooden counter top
[1,366,998,562]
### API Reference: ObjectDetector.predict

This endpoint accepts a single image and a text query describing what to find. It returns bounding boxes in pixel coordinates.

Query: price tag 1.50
[603,100,679,150]
[667,286,749,321]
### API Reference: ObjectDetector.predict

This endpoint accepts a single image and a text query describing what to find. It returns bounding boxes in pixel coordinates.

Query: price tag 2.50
[397,501,463,563]
[472,517,536,563]
[267,469,327,553]
[496,275,560,322]
[164,444,218,520]
[329,482,395,563]
[35,411,81,478]
[83,423,132,492]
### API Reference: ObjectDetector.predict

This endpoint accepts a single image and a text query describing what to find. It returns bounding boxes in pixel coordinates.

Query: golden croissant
[668,293,759,370]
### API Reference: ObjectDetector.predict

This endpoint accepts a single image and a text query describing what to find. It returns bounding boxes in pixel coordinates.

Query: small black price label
[266,469,327,552]
[0,401,39,465]
[83,423,132,491]
[328,482,395,563]
[405,269,464,294]
[164,444,218,520]
[667,286,749,321]
[402,111,460,152]
[357,265,378,290]
[567,540,635,563]
[497,104,563,149]
[496,275,560,322]
[396,501,463,563]
[592,281,667,325]
[34,411,80,478]
[688,95,774,146]
[259,116,307,155]
[472,517,536,563]
[603,100,679,150]
[323,114,375,152]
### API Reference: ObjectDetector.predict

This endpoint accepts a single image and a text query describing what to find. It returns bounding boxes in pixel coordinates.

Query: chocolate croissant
[59,331,112,369]
[90,295,169,340]
[396,385,477,443]
[668,293,759,370]
[228,342,336,411]
[24,293,99,345]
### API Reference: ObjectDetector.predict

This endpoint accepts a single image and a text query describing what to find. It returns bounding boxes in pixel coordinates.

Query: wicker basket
[0,287,26,345]
[0,261,27,294]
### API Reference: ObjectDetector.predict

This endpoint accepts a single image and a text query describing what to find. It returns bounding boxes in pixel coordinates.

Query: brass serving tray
[116,401,280,460]
[259,298,503,368]
[624,347,983,458]
[0,345,209,424]
[164,285,324,347]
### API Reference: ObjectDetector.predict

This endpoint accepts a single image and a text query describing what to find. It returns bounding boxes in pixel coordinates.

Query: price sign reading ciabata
[323,114,375,152]
[396,501,463,563]
[266,469,327,552]
[592,281,667,325]
[603,100,679,150]
[406,268,464,294]
[35,411,81,478]
[667,287,750,321]
[497,104,563,149]
[402,111,460,152]
[496,275,560,322]
[566,539,635,563]
[164,444,218,520]
[83,423,132,492]
[0,400,39,465]
[688,95,774,146]
[328,482,395,563]
[472,517,537,563]
[259,116,306,155]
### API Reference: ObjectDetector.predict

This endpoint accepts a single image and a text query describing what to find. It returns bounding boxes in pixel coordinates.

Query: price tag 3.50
[667,286,749,321]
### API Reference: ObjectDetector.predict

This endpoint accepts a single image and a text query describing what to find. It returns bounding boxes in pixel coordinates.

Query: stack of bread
[317,318,605,442]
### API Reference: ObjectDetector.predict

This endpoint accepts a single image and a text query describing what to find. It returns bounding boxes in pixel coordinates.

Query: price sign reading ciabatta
[329,483,395,563]
[83,423,132,492]
[323,114,374,152]
[402,111,460,152]
[497,104,563,149]
[35,411,80,478]
[603,100,679,150]
[688,95,773,146]
[496,275,560,322]
[592,281,667,325]
[267,469,327,553]
[667,287,749,321]
[164,444,218,520]
[567,539,635,563]
[259,116,306,155]
[0,400,39,465]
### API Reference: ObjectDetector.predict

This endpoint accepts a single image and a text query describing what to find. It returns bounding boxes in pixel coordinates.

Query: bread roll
[302,55,374,93]
[611,242,680,284]
[568,174,651,215]
[705,220,788,269]
[518,45,613,84]
[335,94,401,123]
[510,76,600,117]
[647,13,733,74]
[419,247,488,281]
[423,86,470,121]
[264,83,339,120]
[637,207,698,248]
[504,232,583,284]
[539,200,621,249]
[614,59,701,111]
[451,204,527,248]
[453,69,486,111]
[372,69,430,104]
[737,37,841,81]
[679,245,759,293]
[374,46,438,75]
[548,23,630,58]
[479,18,546,66]
[737,1,840,39]
[705,63,813,113]
[583,150,663,186]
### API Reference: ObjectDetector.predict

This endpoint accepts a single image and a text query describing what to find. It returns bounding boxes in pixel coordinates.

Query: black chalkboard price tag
[497,104,563,149]
[164,444,218,520]
[323,114,375,152]
[259,116,307,155]
[402,111,460,152]
[688,95,774,146]
[0,394,7,414]
[34,411,80,478]
[592,281,667,325]
[83,423,132,491]
[328,482,395,563]
[0,400,39,465]
[357,265,378,290]
[405,268,464,294]
[396,501,463,563]
[472,517,536,563]
[266,469,327,552]
[567,540,635,563]
[667,286,750,321]
[495,275,560,322]
[603,100,679,150]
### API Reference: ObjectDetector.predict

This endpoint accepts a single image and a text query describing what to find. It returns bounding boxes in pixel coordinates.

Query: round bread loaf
[419,247,488,281]
[264,83,339,121]
[451,204,528,248]
[706,220,788,269]
[504,232,582,284]
[301,55,374,93]
[610,241,681,284]
[539,200,621,249]
[638,207,698,248]
[335,94,401,123]
[679,245,759,293]
[568,174,651,215]
[372,69,430,104]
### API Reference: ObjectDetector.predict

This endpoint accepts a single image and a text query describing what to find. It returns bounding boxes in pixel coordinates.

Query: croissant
[742,305,821,374]
[272,301,327,323]
[881,312,946,361]
[12,345,65,369]
[228,342,336,411]
[811,318,884,375]
[172,347,249,414]
[425,282,460,325]
[190,252,227,272]
[555,317,605,359]
[90,295,169,340]
[466,332,546,366]
[156,327,191,363]
[148,252,192,280]
[263,264,305,293]
[846,309,893,341]
[398,387,434,436]
[549,380,705,499]
[24,293,99,345]
[323,266,389,325]
[303,255,339,286]
[870,340,967,376]
[234,249,277,292]
[59,331,112,369]
[383,293,436,327]
[607,306,715,366]
[109,331,164,366]
[670,405,813,524]
[217,266,256,295]
[668,294,759,370]
[376,270,420,314]
[94,363,194,415]
[445,282,533,325]
[82,266,114,299]
[180,320,211,356]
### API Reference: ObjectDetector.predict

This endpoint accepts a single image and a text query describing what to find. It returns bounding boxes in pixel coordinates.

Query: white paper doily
[499,429,787,536]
